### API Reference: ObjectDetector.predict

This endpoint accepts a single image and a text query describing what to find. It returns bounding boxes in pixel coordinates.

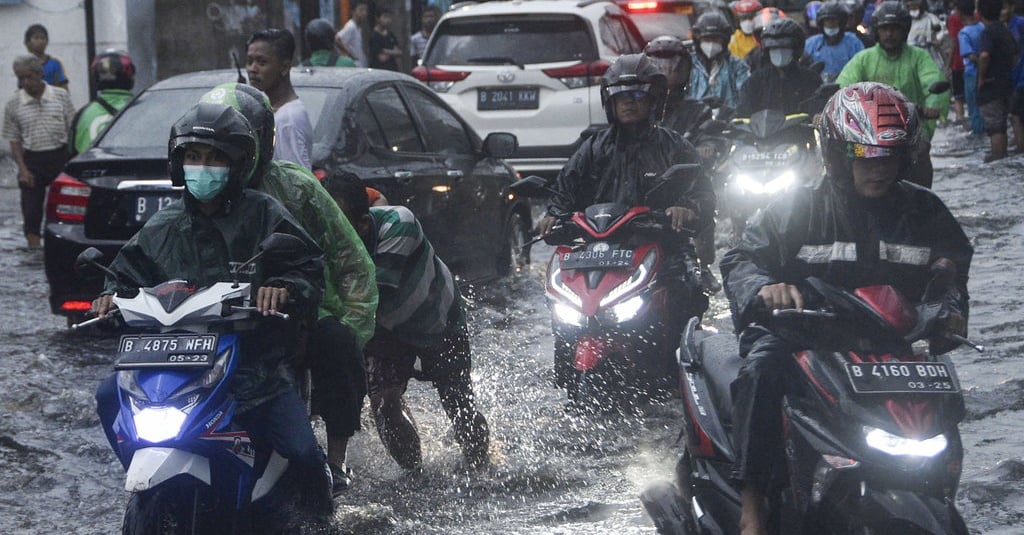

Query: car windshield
[98,86,339,155]
[424,15,598,65]
[629,13,694,42]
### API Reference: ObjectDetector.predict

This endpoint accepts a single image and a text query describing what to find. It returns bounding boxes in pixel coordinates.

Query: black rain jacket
[736,63,824,118]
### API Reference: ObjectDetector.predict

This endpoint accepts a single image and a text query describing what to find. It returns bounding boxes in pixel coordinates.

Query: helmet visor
[606,83,653,99]
[847,143,898,159]
[646,56,682,77]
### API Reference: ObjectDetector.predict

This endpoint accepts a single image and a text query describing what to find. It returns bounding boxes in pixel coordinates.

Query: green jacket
[71,89,133,154]
[254,161,378,347]
[836,45,950,140]
[306,50,357,67]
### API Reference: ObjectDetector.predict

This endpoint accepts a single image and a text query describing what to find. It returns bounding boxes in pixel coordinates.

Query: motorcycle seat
[698,334,744,426]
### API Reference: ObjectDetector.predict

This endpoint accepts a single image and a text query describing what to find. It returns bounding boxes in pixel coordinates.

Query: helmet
[643,35,692,85]
[817,1,850,28]
[693,12,734,43]
[871,1,911,34]
[752,7,788,39]
[168,103,259,202]
[732,0,763,16]
[90,50,135,91]
[843,0,866,24]
[761,18,806,51]
[200,83,275,179]
[818,82,919,180]
[805,1,824,25]
[600,54,667,124]
[304,18,336,52]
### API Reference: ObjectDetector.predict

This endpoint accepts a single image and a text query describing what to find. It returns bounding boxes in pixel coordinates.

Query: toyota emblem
[497,70,516,84]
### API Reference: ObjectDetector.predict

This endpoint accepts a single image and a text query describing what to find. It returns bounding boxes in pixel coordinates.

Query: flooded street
[1,125,1022,534]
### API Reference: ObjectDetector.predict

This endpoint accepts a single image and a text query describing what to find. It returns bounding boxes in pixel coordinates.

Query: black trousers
[21,146,68,236]
[306,316,367,438]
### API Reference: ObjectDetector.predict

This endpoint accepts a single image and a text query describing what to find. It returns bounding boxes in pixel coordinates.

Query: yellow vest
[729,30,759,59]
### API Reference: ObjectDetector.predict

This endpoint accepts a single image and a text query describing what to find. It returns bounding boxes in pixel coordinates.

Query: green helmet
[200,82,275,180]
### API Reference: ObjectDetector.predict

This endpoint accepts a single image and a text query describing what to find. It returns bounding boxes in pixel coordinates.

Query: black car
[45,68,532,323]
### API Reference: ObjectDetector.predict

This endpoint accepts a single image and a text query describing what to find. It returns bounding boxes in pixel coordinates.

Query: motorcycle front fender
[125,447,211,492]
[861,487,966,534]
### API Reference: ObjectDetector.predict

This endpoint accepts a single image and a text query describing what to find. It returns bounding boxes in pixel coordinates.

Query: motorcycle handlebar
[770,308,837,319]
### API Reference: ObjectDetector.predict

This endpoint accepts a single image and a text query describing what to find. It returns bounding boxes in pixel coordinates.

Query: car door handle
[446,170,464,181]
[394,171,413,179]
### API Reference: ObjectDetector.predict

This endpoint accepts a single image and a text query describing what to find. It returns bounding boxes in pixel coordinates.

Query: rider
[303,18,356,67]
[200,82,378,493]
[729,0,764,60]
[804,1,824,35]
[537,54,716,313]
[70,50,135,155]
[907,0,947,73]
[323,171,490,471]
[736,18,823,117]
[803,1,865,82]
[92,102,333,514]
[690,12,751,109]
[720,82,973,535]
[744,7,789,74]
[837,0,949,189]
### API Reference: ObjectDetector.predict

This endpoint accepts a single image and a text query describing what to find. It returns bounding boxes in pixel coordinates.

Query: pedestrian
[23,24,68,89]
[324,171,491,471]
[70,50,135,156]
[303,18,356,67]
[975,0,1019,162]
[959,0,986,136]
[336,1,369,68]
[246,28,314,170]
[948,1,968,124]
[3,55,74,249]
[369,8,402,71]
[410,5,441,66]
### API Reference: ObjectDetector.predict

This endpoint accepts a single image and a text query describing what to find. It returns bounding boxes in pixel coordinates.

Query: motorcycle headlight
[864,426,947,457]
[764,170,797,193]
[553,302,585,327]
[600,250,656,307]
[548,256,582,308]
[734,173,763,194]
[609,295,645,323]
[134,406,187,443]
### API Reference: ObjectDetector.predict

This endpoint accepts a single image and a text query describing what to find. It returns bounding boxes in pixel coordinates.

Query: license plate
[478,87,539,111]
[561,248,634,270]
[846,362,959,394]
[115,334,219,369]
[125,193,178,223]
[739,151,789,166]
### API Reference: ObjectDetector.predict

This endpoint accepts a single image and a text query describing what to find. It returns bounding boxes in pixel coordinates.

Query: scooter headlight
[763,169,796,193]
[600,250,657,307]
[553,302,586,327]
[609,295,645,323]
[134,406,188,443]
[864,426,947,457]
[734,173,763,194]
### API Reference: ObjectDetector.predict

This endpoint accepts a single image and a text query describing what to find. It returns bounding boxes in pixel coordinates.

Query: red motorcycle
[512,165,707,410]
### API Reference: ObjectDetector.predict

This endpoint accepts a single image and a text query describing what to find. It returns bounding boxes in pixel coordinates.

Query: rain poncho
[688,51,751,109]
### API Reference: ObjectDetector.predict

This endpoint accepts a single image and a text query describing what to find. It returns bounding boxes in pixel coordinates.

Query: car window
[98,88,205,150]
[599,14,644,55]
[424,15,597,65]
[401,88,473,155]
[363,86,425,153]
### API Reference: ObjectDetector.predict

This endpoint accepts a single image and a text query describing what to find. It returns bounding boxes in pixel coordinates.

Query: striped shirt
[369,206,456,347]
[3,85,75,151]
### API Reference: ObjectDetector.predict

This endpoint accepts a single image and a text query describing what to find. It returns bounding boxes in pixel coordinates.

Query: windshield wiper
[465,56,524,69]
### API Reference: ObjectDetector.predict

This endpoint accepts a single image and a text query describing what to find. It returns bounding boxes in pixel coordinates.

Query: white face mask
[823,26,841,37]
[740,20,755,34]
[700,41,724,58]
[769,48,795,68]
[909,9,921,18]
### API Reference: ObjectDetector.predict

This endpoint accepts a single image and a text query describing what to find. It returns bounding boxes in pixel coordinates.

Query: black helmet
[692,12,733,43]
[90,50,135,91]
[871,1,911,34]
[304,18,336,52]
[643,35,692,86]
[600,54,667,124]
[168,103,258,203]
[200,83,275,180]
[761,18,806,51]
[817,1,850,28]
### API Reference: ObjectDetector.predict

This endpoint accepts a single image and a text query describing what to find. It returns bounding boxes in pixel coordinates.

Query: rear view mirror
[645,164,701,204]
[816,83,840,98]
[483,132,518,159]
[259,233,307,257]
[74,247,106,279]
[928,81,951,95]
[510,175,554,198]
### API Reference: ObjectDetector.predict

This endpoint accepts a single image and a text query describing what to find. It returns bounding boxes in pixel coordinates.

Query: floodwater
[0,126,1021,534]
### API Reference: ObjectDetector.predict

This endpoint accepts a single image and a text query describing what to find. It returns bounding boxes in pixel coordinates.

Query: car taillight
[46,173,91,223]
[626,1,661,11]
[412,66,470,93]
[543,60,609,89]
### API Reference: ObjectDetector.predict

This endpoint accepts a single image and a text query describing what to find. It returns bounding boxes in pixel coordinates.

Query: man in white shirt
[246,29,313,170]
[410,5,441,66]
[336,1,369,68]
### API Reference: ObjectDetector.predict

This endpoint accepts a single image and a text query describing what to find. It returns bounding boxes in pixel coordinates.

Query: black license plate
[115,334,219,369]
[846,362,959,394]
[561,248,634,270]
[478,87,539,111]
[124,192,178,224]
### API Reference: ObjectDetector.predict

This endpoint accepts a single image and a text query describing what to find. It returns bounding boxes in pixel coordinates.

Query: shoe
[983,152,1007,163]
[329,462,352,496]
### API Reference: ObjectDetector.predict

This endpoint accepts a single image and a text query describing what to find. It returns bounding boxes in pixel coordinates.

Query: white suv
[414,0,645,175]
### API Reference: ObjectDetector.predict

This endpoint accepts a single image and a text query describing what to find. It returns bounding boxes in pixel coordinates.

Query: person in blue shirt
[804,1,865,81]
[23,24,68,90]
[1001,5,1024,153]
[959,0,986,136]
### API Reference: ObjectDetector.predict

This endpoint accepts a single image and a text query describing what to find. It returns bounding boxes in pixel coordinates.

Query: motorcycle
[74,234,316,534]
[511,165,707,410]
[640,261,981,534]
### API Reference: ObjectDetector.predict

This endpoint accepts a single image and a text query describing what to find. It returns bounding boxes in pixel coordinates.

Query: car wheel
[497,211,531,277]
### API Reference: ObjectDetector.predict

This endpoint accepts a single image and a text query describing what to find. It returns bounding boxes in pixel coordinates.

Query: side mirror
[699,119,729,135]
[644,164,701,204]
[259,233,307,258]
[482,132,518,159]
[811,60,826,74]
[928,81,951,95]
[74,247,107,280]
[816,83,840,98]
[510,175,554,198]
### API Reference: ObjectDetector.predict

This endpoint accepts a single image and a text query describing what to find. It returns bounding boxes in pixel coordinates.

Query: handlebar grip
[771,309,837,319]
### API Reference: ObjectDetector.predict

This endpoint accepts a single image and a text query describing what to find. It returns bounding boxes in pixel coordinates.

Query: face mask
[769,48,795,68]
[700,41,724,58]
[909,9,921,18]
[183,165,230,201]
[740,20,755,34]
[823,26,841,37]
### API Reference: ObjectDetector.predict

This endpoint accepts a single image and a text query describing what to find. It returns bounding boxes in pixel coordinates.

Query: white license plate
[846,362,959,394]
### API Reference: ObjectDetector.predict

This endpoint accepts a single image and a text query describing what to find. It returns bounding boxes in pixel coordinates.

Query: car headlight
[134,406,187,443]
[764,170,796,193]
[553,302,585,327]
[864,426,947,457]
[609,295,645,323]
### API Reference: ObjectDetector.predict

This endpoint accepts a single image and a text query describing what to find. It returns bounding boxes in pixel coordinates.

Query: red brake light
[60,300,94,312]
[626,1,660,12]
[413,66,470,93]
[46,173,91,223]
[542,60,610,89]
